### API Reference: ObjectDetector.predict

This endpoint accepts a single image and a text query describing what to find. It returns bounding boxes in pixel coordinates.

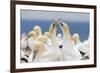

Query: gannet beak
[52,23,57,30]
[58,22,63,29]
[59,22,67,32]
[60,22,64,27]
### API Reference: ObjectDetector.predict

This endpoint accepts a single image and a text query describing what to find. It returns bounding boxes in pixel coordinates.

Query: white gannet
[29,40,46,62]
[32,35,56,62]
[72,33,90,59]
[26,31,38,62]
[21,33,35,63]
[48,23,63,61]
[32,23,62,62]
[59,22,82,61]
[75,38,90,59]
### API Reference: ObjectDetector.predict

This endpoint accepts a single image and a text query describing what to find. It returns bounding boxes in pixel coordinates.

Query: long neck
[63,30,71,42]
[38,30,42,36]
[50,30,57,47]
[76,38,81,45]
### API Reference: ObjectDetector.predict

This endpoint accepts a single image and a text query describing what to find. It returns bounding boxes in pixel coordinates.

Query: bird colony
[21,20,90,63]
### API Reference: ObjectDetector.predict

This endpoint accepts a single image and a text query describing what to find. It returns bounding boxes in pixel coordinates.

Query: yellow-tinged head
[28,31,37,39]
[37,35,48,43]
[44,32,50,37]
[71,33,80,41]
[33,25,41,35]
[49,23,57,37]
[59,22,69,33]
[32,41,45,55]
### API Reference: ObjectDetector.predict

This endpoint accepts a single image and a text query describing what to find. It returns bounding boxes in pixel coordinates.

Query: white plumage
[71,33,81,46]
[21,33,28,50]
[59,22,82,60]
[20,20,90,63]
[32,23,62,62]
[75,39,90,59]
[72,33,90,59]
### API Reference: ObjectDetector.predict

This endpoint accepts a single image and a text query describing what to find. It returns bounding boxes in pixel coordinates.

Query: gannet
[72,33,90,59]
[75,38,90,59]
[32,23,62,62]
[59,22,82,61]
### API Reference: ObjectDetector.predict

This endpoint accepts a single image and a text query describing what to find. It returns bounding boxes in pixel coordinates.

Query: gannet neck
[63,31,71,42]
[76,38,81,45]
[49,23,57,46]
[38,29,42,36]
[59,22,71,42]
[50,27,57,46]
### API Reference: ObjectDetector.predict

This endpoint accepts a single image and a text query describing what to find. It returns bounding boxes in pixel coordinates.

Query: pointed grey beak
[56,22,64,30]
[53,23,58,29]
[60,22,64,27]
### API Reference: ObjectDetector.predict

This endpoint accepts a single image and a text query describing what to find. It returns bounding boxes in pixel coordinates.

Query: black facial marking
[59,45,63,49]
[53,23,55,28]
[25,55,29,58]
[21,58,28,63]
[60,22,63,27]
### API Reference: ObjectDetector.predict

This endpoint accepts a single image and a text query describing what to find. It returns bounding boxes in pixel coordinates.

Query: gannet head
[28,31,37,39]
[71,33,80,42]
[42,35,48,43]
[37,35,43,42]
[59,22,69,33]
[44,32,50,38]
[49,23,58,36]
[33,25,41,35]
[32,41,45,55]
[71,33,80,45]
[37,35,48,43]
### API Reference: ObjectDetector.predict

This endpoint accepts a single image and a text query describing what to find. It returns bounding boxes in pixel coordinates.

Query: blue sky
[21,9,90,41]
